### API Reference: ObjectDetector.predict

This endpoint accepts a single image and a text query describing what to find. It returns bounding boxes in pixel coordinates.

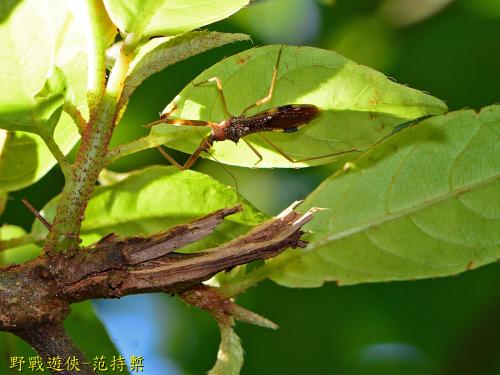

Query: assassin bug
[148,46,359,170]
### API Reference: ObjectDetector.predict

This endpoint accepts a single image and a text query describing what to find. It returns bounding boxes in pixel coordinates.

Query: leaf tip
[231,304,278,330]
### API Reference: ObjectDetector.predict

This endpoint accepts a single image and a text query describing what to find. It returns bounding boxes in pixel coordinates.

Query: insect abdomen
[222,104,320,142]
[259,104,320,132]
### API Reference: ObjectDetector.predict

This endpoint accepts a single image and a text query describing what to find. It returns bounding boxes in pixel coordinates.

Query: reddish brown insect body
[210,104,320,142]
[150,47,356,170]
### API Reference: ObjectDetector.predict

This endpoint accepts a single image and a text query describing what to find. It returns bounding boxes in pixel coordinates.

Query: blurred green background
[1,0,500,374]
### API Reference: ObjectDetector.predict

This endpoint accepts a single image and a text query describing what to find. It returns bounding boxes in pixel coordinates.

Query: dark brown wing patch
[253,104,320,132]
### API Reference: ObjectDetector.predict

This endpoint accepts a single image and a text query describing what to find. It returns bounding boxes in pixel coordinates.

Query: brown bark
[15,323,95,375]
[62,204,309,301]
[0,203,315,365]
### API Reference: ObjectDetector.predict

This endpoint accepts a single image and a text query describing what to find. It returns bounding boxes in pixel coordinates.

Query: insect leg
[243,138,263,165]
[193,77,233,119]
[157,136,213,171]
[259,134,360,164]
[143,118,217,128]
[241,46,283,116]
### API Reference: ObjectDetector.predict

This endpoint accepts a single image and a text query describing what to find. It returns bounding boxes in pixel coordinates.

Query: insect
[149,46,359,170]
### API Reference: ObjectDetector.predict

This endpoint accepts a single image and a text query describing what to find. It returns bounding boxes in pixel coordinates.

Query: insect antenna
[204,149,240,197]
[203,149,254,227]
[143,118,165,128]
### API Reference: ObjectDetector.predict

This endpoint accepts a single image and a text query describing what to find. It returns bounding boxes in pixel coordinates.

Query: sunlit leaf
[0,65,67,136]
[103,0,249,39]
[0,120,79,192]
[97,168,133,185]
[0,1,68,135]
[0,225,40,266]
[33,166,267,250]
[150,45,447,168]
[0,0,87,192]
[118,31,250,112]
[261,105,499,287]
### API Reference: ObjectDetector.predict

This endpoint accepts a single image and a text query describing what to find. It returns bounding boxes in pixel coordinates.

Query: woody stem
[43,49,131,254]
[14,323,95,375]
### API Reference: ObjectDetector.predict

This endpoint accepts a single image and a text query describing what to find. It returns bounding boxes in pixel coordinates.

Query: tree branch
[44,48,131,255]
[14,323,96,375]
[0,203,316,369]
[62,203,312,301]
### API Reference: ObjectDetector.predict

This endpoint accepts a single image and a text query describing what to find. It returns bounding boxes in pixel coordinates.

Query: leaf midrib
[260,172,498,283]
[309,172,499,251]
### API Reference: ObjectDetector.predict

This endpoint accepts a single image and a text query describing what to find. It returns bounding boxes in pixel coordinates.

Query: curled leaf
[208,322,244,375]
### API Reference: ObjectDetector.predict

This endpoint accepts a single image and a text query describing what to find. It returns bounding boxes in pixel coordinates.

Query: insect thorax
[210,118,259,143]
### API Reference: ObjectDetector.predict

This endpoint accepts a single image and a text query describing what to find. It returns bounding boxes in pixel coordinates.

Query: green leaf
[32,67,67,135]
[118,31,250,112]
[0,225,41,266]
[0,121,78,192]
[150,45,447,168]
[0,0,87,192]
[208,322,244,375]
[262,105,500,287]
[68,0,117,118]
[97,168,133,185]
[33,166,267,249]
[103,0,249,39]
[0,1,54,110]
[0,1,68,136]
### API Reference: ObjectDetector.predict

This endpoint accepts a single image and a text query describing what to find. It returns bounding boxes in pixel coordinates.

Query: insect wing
[254,104,320,132]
